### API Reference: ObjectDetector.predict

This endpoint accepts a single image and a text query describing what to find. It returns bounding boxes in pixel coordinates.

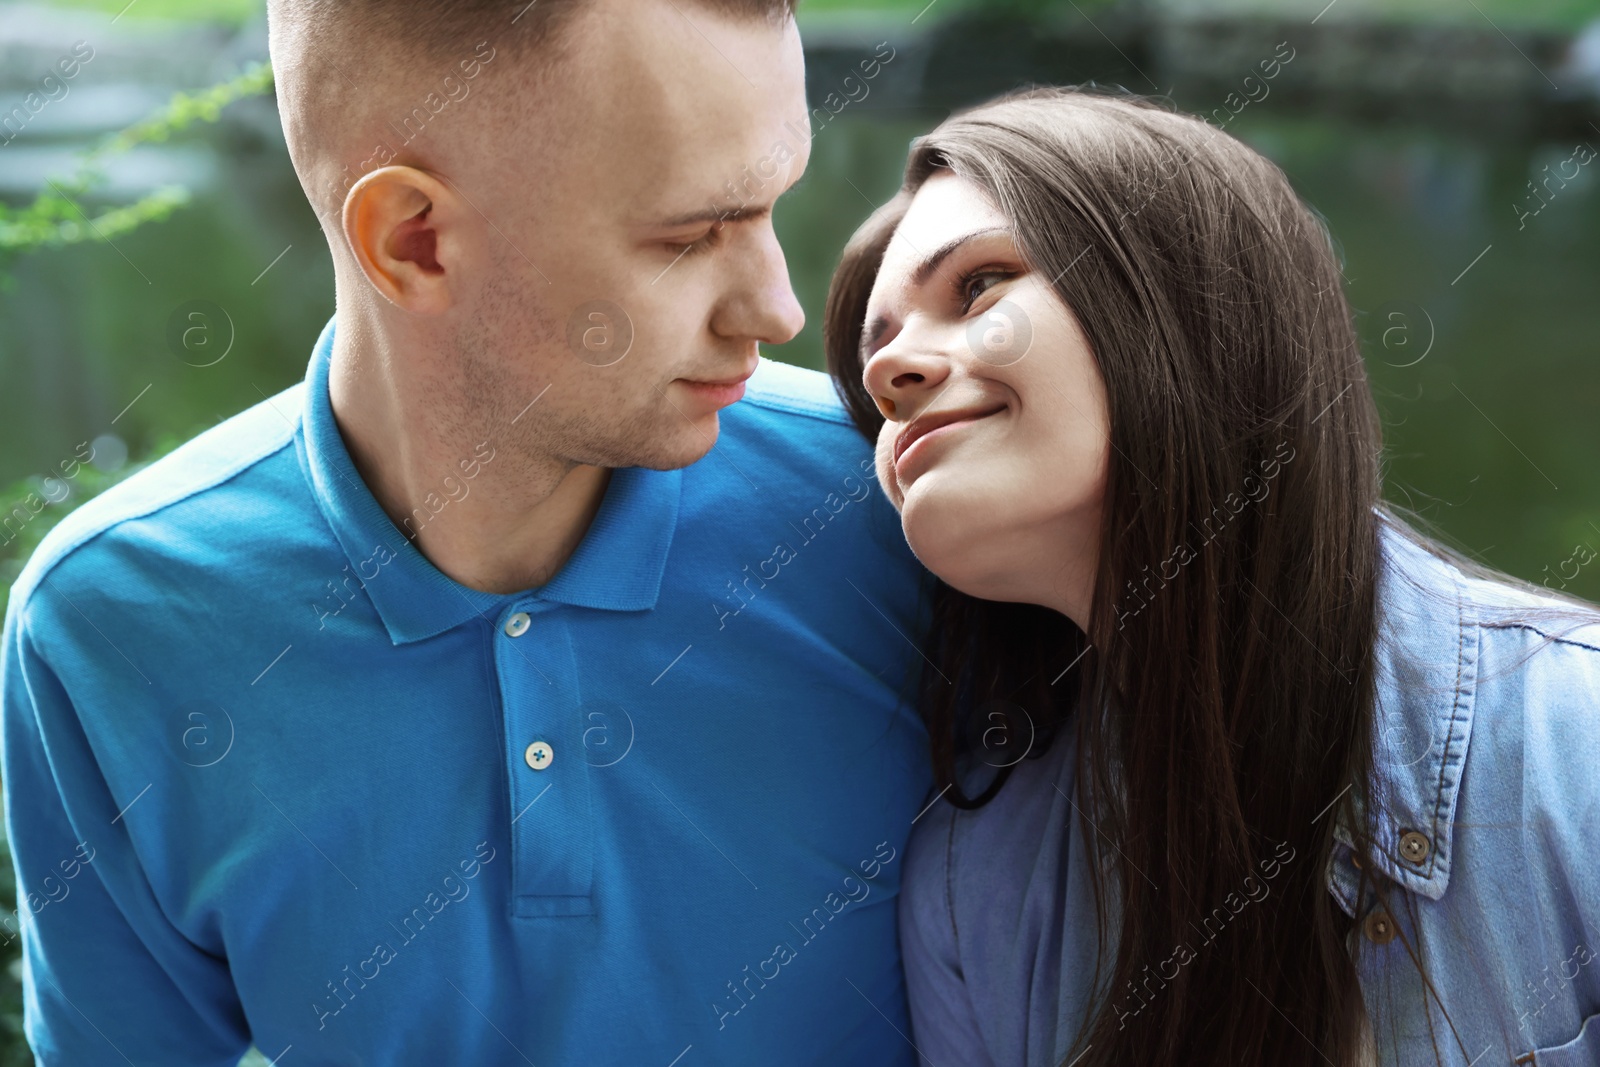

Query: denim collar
[1325,515,1478,916]
[294,316,681,646]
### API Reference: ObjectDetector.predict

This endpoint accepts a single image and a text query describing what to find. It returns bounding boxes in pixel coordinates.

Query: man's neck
[328,335,613,597]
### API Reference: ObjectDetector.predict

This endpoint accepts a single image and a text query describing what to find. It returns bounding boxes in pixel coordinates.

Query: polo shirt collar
[295,315,681,646]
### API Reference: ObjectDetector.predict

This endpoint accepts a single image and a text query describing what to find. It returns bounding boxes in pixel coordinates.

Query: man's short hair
[277,0,799,67]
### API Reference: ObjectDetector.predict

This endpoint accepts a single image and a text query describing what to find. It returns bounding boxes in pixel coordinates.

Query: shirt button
[524,741,554,770]
[1398,830,1431,866]
[1363,908,1398,945]
[504,612,531,638]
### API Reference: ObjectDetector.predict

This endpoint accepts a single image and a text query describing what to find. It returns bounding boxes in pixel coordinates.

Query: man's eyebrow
[652,204,772,229]
[911,226,1014,288]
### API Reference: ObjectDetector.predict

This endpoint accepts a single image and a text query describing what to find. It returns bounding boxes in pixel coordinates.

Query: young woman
[824,88,1600,1067]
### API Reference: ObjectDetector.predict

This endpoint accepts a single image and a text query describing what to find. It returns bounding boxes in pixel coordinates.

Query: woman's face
[861,171,1110,625]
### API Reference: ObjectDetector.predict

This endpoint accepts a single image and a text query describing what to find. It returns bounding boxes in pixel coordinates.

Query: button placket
[492,604,595,918]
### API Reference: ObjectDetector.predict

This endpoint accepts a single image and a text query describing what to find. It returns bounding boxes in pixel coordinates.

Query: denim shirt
[900,516,1600,1067]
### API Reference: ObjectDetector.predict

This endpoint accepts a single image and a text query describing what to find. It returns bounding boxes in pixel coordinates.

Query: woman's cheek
[875,429,902,509]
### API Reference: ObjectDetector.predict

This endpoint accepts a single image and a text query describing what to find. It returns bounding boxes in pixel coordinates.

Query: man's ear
[341,166,465,314]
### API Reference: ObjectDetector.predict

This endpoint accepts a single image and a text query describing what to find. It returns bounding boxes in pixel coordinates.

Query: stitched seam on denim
[1477,621,1600,658]
[1426,573,1469,885]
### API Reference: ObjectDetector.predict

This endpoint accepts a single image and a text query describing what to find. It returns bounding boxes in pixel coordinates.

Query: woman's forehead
[867,176,1013,317]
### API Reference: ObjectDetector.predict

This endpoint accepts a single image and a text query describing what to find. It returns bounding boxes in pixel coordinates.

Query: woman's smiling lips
[893,403,1007,482]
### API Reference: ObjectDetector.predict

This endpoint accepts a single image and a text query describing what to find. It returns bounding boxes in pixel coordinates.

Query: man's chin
[620,420,722,472]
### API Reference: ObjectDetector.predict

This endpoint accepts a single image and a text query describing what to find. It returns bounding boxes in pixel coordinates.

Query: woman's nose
[863,335,952,420]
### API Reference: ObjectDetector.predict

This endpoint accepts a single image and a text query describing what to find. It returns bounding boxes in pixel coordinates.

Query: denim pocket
[1527,1011,1600,1067]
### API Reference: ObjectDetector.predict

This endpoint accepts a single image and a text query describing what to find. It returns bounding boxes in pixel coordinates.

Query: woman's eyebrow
[911,226,1013,288]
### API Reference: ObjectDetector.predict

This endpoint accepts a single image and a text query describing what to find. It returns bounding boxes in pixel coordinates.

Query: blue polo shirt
[1,316,933,1066]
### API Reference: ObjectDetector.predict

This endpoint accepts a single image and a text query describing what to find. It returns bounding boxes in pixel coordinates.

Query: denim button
[1363,907,1397,945]
[1398,830,1430,866]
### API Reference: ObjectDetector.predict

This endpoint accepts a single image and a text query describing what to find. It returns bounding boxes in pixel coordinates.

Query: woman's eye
[959,270,1010,313]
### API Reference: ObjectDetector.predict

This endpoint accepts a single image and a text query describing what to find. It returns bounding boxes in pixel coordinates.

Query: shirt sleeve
[898,797,998,1067]
[1,594,250,1066]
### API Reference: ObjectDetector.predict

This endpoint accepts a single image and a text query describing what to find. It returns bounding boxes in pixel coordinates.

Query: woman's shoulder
[1377,512,1600,653]
[1368,515,1600,899]
[1369,518,1600,1059]
[1375,516,1600,716]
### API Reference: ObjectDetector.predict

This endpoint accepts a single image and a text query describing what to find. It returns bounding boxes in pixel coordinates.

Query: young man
[0,1,932,1063]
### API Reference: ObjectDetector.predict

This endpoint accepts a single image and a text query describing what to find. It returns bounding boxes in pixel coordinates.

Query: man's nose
[711,226,806,346]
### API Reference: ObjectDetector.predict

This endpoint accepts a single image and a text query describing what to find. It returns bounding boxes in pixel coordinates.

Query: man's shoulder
[738,356,855,428]
[10,383,307,613]
[719,357,878,483]
[706,356,895,512]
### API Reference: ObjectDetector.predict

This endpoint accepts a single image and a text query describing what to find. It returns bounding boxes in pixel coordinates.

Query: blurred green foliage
[37,0,263,27]
[0,62,275,285]
[0,60,276,611]
[0,58,275,601]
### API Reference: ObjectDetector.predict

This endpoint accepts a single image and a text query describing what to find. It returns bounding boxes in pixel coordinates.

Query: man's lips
[893,403,1007,470]
[677,364,758,409]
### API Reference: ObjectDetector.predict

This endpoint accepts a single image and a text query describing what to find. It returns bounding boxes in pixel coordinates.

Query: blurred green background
[2,0,1599,1062]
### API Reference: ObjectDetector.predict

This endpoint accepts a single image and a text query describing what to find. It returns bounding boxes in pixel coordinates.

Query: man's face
[456,0,810,472]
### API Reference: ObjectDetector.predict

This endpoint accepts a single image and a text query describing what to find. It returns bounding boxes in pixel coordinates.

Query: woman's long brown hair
[826,87,1408,1065]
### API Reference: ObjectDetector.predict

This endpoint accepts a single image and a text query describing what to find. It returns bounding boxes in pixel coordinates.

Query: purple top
[899,732,1101,1067]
